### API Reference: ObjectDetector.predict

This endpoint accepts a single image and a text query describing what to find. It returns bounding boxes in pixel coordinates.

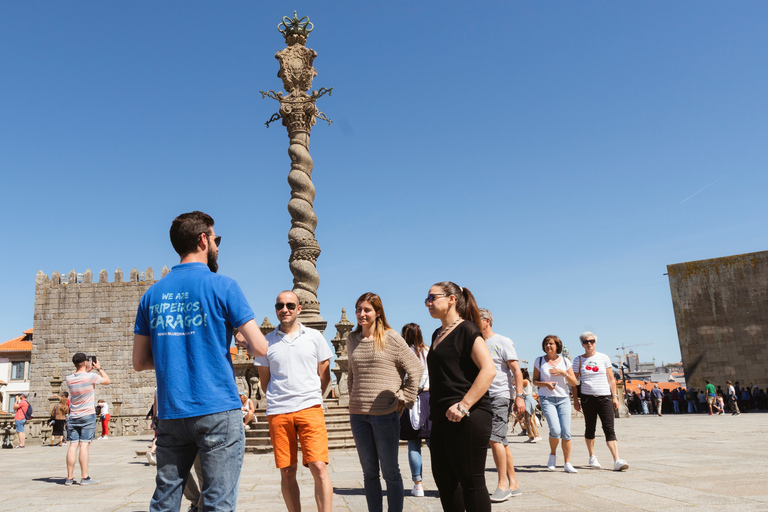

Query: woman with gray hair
[573,332,629,471]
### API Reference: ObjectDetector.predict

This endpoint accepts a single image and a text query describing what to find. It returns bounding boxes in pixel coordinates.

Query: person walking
[727,381,740,415]
[347,292,422,512]
[425,281,496,512]
[13,393,30,448]
[573,332,629,472]
[253,290,335,512]
[479,308,524,502]
[65,352,111,485]
[97,399,110,439]
[533,335,578,474]
[50,395,69,446]
[651,385,664,416]
[398,323,431,498]
[520,369,541,443]
[705,380,718,415]
[132,210,269,512]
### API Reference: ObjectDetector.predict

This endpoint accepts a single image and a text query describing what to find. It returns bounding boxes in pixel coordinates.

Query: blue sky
[2,2,766,368]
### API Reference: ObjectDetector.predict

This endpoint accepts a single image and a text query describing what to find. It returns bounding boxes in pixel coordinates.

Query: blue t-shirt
[134,262,255,419]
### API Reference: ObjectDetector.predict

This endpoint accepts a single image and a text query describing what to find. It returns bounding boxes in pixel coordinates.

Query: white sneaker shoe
[534,437,542,442]
[564,462,578,473]
[244,424,251,431]
[613,459,629,471]
[588,455,601,469]
[146,451,157,466]
[411,483,425,497]
[547,453,556,471]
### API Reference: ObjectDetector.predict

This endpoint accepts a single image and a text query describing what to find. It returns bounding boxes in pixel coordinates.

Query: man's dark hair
[72,352,88,367]
[170,211,214,257]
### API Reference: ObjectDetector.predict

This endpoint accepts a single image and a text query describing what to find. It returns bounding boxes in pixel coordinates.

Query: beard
[207,245,219,273]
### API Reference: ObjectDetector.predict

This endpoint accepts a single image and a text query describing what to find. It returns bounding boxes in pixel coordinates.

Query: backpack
[23,401,33,420]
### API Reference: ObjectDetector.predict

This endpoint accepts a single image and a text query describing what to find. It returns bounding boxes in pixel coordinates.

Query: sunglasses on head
[275,302,297,311]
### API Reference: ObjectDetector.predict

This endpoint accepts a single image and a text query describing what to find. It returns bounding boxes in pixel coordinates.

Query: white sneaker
[524,437,537,443]
[564,462,578,473]
[547,454,556,471]
[411,483,425,497]
[534,436,542,442]
[101,436,108,440]
[244,424,251,431]
[588,455,601,469]
[146,451,157,466]
[613,459,629,471]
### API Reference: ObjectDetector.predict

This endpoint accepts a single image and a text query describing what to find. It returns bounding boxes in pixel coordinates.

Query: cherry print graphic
[592,367,599,372]
[586,365,593,371]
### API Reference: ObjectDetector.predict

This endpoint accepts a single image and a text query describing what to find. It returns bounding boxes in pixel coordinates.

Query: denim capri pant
[539,395,572,440]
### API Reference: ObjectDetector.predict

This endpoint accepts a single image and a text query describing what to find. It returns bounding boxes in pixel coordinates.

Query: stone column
[330,309,353,406]
[261,11,332,334]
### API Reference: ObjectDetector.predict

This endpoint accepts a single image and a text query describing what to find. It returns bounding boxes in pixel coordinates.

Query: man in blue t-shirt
[133,211,268,512]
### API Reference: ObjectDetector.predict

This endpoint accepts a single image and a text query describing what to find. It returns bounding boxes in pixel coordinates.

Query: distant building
[668,250,768,390]
[0,328,32,413]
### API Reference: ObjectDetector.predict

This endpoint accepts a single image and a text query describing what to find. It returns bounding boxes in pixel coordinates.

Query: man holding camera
[65,352,111,485]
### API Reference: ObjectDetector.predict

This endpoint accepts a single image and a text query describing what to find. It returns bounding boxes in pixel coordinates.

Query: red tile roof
[0,329,33,353]
[624,380,682,392]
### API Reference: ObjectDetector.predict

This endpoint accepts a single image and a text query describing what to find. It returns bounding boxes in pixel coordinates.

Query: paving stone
[0,412,766,511]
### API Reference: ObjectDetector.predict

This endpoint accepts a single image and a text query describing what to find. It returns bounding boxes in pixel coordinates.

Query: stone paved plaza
[2,412,766,511]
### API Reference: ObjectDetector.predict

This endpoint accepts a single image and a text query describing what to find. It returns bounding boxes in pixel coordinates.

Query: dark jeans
[349,411,403,512]
[581,395,617,442]
[430,408,492,512]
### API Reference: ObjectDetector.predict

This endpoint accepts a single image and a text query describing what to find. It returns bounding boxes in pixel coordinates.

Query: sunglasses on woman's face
[582,339,596,344]
[275,302,297,311]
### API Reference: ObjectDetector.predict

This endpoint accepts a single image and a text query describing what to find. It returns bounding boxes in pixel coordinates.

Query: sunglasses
[202,233,222,246]
[581,339,596,344]
[424,293,449,305]
[275,302,297,311]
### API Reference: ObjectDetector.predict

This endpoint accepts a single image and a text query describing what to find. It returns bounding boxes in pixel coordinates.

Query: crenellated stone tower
[261,11,332,333]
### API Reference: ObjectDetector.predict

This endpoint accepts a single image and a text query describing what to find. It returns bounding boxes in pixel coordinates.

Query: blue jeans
[350,412,404,512]
[642,400,649,414]
[150,409,244,512]
[67,414,96,442]
[539,396,572,440]
[407,438,430,482]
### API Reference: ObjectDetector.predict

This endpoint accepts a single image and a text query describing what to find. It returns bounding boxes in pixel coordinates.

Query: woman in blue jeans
[533,335,578,473]
[347,293,423,512]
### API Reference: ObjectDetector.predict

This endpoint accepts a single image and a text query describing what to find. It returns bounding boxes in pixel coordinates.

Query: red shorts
[267,404,328,468]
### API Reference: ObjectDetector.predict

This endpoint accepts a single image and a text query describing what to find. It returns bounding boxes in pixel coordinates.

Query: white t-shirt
[100,402,109,415]
[534,356,572,398]
[253,323,334,415]
[485,334,518,399]
[574,352,612,396]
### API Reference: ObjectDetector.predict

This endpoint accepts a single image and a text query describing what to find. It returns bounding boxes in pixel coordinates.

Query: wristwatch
[515,394,524,398]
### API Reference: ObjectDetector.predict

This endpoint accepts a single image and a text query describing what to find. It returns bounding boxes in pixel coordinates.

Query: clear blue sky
[2,2,766,368]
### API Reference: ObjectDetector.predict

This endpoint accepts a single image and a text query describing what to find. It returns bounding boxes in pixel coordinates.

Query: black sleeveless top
[427,320,492,420]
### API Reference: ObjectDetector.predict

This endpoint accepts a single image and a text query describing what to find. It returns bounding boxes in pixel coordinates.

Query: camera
[88,355,98,364]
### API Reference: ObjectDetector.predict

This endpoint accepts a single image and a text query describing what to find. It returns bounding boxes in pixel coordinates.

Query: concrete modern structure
[261,11,332,333]
[667,250,768,390]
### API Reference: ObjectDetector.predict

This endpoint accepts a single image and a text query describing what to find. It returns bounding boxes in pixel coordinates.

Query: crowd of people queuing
[625,379,767,416]
[43,210,639,512]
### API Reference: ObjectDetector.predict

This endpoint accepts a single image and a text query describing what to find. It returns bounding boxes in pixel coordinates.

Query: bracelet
[457,404,470,417]
[515,394,524,398]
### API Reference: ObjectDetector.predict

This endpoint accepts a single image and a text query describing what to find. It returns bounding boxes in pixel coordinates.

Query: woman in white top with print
[533,335,578,473]
[573,332,629,472]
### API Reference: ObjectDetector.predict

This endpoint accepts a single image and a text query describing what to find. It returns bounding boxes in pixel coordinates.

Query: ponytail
[433,281,482,328]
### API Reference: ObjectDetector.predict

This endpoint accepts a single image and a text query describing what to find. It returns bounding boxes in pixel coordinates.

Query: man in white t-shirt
[479,308,524,502]
[253,290,334,512]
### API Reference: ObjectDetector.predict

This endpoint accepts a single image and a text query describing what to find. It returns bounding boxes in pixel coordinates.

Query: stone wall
[30,267,166,418]
[667,250,768,390]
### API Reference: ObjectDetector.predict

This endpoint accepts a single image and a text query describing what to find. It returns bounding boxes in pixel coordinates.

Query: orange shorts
[267,404,329,468]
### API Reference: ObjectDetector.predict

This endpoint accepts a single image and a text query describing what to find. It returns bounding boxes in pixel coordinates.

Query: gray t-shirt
[253,323,334,415]
[485,334,518,399]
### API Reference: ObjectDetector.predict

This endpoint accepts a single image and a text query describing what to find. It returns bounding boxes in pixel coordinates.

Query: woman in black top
[425,281,496,512]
